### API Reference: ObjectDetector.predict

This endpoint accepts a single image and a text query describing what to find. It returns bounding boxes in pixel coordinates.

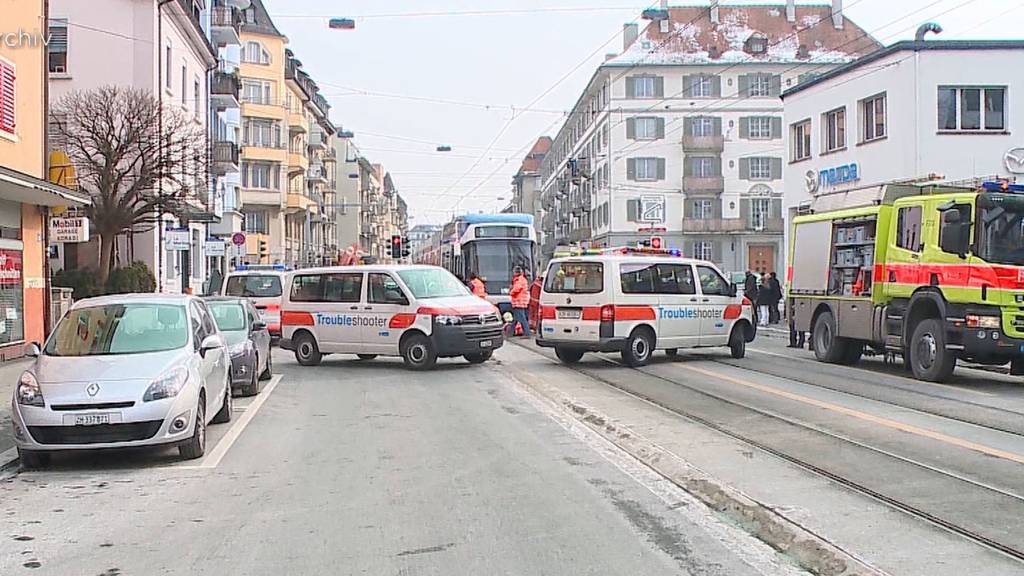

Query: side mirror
[25,342,41,358]
[251,320,267,332]
[199,334,222,358]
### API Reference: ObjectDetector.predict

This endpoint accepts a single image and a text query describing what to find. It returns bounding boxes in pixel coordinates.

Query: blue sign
[819,163,860,188]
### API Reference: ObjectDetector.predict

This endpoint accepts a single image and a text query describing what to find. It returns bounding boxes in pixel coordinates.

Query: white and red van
[221,266,287,340]
[537,248,756,366]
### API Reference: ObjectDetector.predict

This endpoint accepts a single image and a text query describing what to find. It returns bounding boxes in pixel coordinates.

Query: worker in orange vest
[509,266,531,338]
[469,273,487,298]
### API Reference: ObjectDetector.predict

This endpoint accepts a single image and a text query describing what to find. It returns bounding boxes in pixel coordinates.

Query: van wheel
[666,348,679,357]
[554,347,584,364]
[401,333,437,370]
[729,328,746,359]
[294,333,322,366]
[812,311,848,363]
[621,328,654,367]
[909,319,956,382]
[18,448,49,470]
[357,354,378,361]
[464,351,493,364]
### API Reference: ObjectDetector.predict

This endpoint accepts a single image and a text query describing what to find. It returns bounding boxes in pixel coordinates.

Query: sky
[263,0,1024,226]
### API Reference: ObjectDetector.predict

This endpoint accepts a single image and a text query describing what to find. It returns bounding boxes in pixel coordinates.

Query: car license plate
[74,414,111,426]
[557,309,581,320]
[479,340,492,348]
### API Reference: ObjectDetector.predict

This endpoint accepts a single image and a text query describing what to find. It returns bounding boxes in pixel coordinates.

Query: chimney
[710,0,719,24]
[786,0,796,23]
[623,22,639,50]
[832,0,844,29]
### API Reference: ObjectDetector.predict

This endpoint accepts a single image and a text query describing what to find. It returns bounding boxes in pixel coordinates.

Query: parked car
[206,297,273,396]
[10,294,232,468]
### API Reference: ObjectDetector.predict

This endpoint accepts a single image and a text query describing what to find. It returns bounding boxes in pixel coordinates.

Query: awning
[0,165,91,207]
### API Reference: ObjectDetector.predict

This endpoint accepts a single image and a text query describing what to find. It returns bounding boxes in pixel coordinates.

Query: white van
[221,266,287,340]
[279,265,504,370]
[537,249,755,366]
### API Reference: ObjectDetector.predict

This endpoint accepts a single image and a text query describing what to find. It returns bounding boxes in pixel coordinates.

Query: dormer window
[745,33,768,54]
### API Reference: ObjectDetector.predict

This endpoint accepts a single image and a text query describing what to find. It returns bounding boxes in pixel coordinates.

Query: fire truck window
[896,206,922,252]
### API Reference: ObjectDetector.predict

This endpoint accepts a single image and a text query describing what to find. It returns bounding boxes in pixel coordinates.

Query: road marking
[0,446,18,474]
[185,374,283,470]
[682,364,1024,466]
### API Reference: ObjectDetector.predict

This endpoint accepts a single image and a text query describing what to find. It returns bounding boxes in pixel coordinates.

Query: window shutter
[770,74,782,97]
[713,198,723,219]
[626,199,639,222]
[656,158,666,180]
[626,158,636,180]
[683,240,694,258]
[737,74,750,98]
[711,156,722,176]
[771,117,782,139]
[241,163,248,187]
[711,75,722,97]
[681,75,691,96]
[712,241,722,263]
[0,61,16,134]
[770,158,783,180]
[682,200,691,218]
[683,158,693,177]
[654,76,664,98]
[739,158,750,180]
[656,118,666,139]
[771,198,783,219]
[740,198,751,224]
[712,116,722,136]
[49,21,68,52]
[739,117,750,139]
[626,118,636,140]
[683,117,693,136]
[626,77,636,98]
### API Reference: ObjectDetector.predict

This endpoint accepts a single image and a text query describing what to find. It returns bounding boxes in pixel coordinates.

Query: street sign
[49,217,89,243]
[205,240,226,256]
[639,195,666,223]
[231,232,246,246]
[165,228,190,251]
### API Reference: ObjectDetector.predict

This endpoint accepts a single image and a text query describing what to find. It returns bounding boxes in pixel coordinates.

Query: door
[322,272,367,351]
[246,301,271,373]
[191,301,226,418]
[363,272,411,354]
[651,263,701,348]
[696,264,734,346]
[748,245,775,275]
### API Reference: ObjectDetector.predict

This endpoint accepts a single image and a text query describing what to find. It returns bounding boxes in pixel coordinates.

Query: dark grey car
[206,297,272,396]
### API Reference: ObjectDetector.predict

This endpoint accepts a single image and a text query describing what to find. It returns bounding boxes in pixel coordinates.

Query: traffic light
[401,237,410,258]
[390,235,402,259]
[258,239,268,262]
[638,239,651,248]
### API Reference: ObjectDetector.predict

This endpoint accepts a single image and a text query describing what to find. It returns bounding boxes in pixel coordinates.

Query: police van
[537,247,755,366]
[279,265,504,370]
[221,265,289,340]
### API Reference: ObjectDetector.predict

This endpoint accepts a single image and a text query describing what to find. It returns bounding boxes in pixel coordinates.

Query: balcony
[682,134,724,152]
[322,148,337,163]
[211,71,240,110]
[287,150,309,174]
[212,141,239,175]
[683,176,725,195]
[288,109,307,133]
[681,217,784,234]
[307,164,328,183]
[287,192,315,213]
[210,6,241,46]
[240,187,284,207]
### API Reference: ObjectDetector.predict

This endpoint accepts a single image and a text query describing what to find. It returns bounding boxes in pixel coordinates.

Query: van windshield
[397,268,470,299]
[225,275,282,298]
[544,262,603,294]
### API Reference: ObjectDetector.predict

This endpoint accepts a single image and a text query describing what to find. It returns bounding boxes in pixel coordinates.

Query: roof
[516,137,552,176]
[240,0,284,38]
[783,39,1024,97]
[606,4,880,67]
[0,165,91,207]
[289,264,442,275]
[72,293,196,309]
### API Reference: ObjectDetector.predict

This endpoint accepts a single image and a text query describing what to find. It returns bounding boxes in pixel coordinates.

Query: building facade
[333,132,363,252]
[512,137,551,249]
[539,2,878,274]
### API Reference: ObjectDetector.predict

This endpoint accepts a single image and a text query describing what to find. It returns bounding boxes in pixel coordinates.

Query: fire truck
[789,180,1024,382]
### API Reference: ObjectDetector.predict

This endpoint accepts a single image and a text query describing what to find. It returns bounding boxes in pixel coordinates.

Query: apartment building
[0,0,90,358]
[333,132,363,252]
[48,0,218,291]
[511,137,551,248]
[539,1,878,274]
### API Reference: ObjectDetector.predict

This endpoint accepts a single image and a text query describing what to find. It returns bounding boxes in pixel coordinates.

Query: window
[619,263,655,294]
[194,77,201,118]
[47,304,188,356]
[368,273,409,304]
[242,79,274,104]
[689,157,715,178]
[190,302,207,349]
[165,43,171,89]
[745,34,767,54]
[656,264,696,294]
[823,107,846,152]
[748,117,771,139]
[749,158,770,180]
[938,86,1006,131]
[544,262,603,294]
[633,117,659,139]
[697,265,730,296]
[628,157,663,181]
[225,273,281,297]
[690,75,712,97]
[48,18,68,73]
[243,210,268,234]
[243,41,271,64]
[397,269,470,299]
[749,197,770,229]
[243,118,281,148]
[692,199,713,219]
[630,76,660,98]
[0,58,14,137]
[792,120,811,161]
[691,117,714,136]
[860,93,886,142]
[750,73,772,97]
[693,241,714,262]
[896,206,923,252]
[291,273,363,303]
[243,162,280,190]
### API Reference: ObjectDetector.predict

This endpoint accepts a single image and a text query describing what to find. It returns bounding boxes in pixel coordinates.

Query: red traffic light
[650,236,663,250]
[391,235,401,245]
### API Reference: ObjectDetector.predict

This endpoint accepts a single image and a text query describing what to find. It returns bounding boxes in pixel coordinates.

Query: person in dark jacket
[767,272,782,324]
[744,271,759,324]
[756,275,773,327]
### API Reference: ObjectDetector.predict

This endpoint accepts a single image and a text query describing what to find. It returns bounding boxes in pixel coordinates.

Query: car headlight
[15,372,43,407]
[229,340,253,356]
[966,314,1001,329]
[143,366,189,402]
[435,314,462,326]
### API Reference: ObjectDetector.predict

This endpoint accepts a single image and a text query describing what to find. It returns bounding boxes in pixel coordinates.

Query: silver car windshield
[45,304,189,356]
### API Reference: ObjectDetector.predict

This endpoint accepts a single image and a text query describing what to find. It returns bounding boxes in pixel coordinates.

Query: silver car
[10,294,232,468]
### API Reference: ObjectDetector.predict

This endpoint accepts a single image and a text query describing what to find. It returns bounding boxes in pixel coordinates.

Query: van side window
[696,266,730,296]
[896,206,923,252]
[620,263,656,294]
[655,264,696,295]
[368,273,409,305]
[324,273,363,303]
[290,275,323,302]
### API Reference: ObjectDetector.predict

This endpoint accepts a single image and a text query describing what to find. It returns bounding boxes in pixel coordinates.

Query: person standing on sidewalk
[509,266,532,338]
[744,271,759,324]
[768,272,783,324]
[756,275,772,327]
[469,273,487,299]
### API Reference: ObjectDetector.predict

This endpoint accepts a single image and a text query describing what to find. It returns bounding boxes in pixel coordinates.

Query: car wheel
[729,327,746,359]
[294,333,322,366]
[357,354,378,361]
[18,448,49,470]
[259,351,272,381]
[212,379,233,424]
[621,328,654,367]
[179,395,206,460]
[401,333,437,370]
[812,311,848,364]
[554,347,584,364]
[909,319,956,382]
[665,348,679,357]
[245,361,261,397]
[464,351,493,364]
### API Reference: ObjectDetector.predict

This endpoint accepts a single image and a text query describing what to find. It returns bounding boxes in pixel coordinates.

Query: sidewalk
[0,357,32,460]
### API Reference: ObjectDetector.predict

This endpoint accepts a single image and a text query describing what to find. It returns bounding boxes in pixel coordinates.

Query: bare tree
[51,85,209,283]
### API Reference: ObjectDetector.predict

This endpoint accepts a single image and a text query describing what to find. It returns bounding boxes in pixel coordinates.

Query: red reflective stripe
[582,306,602,321]
[875,263,1024,290]
[281,311,314,326]
[613,305,656,321]
[541,305,556,320]
[723,304,742,320]
[786,266,793,283]
[416,305,494,315]
[268,322,281,333]
[265,303,281,311]
[389,313,417,329]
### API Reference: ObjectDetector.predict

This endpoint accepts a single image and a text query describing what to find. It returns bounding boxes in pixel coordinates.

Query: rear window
[225,275,282,298]
[544,262,603,294]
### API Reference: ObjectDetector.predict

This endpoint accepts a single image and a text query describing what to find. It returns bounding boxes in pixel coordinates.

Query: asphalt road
[0,348,803,576]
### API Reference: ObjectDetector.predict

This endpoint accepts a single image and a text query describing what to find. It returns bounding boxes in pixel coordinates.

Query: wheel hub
[409,345,425,362]
[917,333,937,369]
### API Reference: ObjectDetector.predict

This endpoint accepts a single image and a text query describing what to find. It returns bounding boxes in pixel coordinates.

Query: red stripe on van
[389,313,417,329]
[614,305,656,321]
[581,306,602,321]
[281,311,314,326]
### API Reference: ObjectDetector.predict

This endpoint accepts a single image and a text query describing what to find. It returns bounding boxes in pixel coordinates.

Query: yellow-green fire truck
[789,180,1024,382]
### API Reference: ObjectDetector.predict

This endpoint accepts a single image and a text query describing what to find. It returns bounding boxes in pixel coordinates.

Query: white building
[539,1,878,274]
[783,36,1024,219]
[511,137,550,248]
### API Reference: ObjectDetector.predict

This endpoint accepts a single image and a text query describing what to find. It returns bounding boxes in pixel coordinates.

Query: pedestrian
[756,275,772,327]
[768,272,782,324]
[787,309,806,348]
[743,271,759,324]
[509,266,532,338]
[468,272,487,299]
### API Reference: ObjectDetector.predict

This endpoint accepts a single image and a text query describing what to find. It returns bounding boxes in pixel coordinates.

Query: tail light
[742,297,752,307]
[600,305,615,322]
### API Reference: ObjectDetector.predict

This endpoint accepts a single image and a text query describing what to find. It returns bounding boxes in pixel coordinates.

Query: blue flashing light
[670,249,681,257]
[981,180,1024,193]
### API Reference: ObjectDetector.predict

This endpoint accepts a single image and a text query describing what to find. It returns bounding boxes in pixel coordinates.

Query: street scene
[3,0,1024,574]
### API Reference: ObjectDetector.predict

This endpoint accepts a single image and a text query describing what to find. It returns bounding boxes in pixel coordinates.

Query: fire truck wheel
[909,319,956,382]
[812,311,848,364]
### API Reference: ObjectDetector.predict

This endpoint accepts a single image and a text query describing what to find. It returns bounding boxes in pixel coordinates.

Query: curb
[0,446,18,474]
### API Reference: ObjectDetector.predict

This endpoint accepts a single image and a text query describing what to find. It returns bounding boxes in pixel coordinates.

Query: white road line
[189,374,283,469]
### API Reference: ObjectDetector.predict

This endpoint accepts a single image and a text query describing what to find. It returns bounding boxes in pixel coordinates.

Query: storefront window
[0,249,24,344]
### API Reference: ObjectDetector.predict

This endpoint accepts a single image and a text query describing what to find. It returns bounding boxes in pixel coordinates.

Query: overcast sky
[264,0,1024,225]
